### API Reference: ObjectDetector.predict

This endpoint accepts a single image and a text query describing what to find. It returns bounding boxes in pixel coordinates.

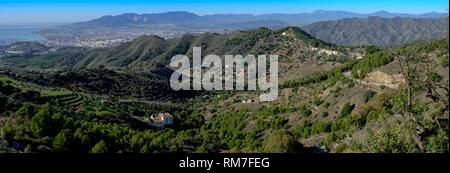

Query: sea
[0,25,46,45]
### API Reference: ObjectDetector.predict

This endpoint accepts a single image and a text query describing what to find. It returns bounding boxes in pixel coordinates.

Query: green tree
[355,122,418,153]
[1,121,15,141]
[90,140,108,153]
[262,130,303,153]
[53,129,72,152]
[392,43,449,151]
[15,103,36,119]
[30,103,53,136]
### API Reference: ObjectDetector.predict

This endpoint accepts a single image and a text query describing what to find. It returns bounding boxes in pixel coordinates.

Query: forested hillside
[0,27,448,153]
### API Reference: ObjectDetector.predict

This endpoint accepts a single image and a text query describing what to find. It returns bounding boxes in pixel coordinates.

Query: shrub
[331,117,353,133]
[425,129,449,153]
[347,80,355,88]
[311,121,331,135]
[325,132,336,146]
[262,130,303,153]
[90,140,108,153]
[1,121,15,141]
[312,97,323,106]
[293,121,311,139]
[300,108,312,117]
[340,102,355,117]
[322,102,330,108]
[53,129,72,152]
[319,112,329,117]
[428,72,442,82]
[354,122,419,153]
[363,90,376,103]
[15,103,37,119]
[440,55,449,67]
[335,143,347,153]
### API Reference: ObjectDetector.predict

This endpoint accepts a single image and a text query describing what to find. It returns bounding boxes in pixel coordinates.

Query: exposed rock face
[365,71,405,84]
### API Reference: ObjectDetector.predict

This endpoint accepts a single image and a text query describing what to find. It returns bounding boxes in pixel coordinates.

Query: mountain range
[302,16,449,46]
[204,10,447,26]
[37,10,449,47]
[60,11,288,31]
[67,10,448,29]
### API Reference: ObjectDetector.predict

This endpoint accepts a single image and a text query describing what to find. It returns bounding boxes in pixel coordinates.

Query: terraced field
[52,93,85,110]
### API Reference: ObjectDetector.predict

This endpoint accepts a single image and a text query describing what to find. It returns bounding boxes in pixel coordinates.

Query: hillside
[0,27,448,153]
[302,16,449,46]
[2,27,347,73]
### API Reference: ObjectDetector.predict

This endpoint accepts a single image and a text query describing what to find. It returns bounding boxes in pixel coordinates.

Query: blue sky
[0,0,448,24]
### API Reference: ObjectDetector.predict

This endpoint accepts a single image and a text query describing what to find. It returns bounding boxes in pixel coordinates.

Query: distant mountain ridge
[35,10,449,47]
[205,10,448,26]
[63,11,288,30]
[71,11,214,29]
[64,10,448,30]
[302,16,449,46]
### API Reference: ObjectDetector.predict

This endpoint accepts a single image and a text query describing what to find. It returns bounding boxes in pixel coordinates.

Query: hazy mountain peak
[160,11,197,15]
[311,10,352,15]
[373,10,390,14]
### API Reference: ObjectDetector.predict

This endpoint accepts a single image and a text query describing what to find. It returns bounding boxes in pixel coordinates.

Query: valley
[29,11,449,48]
[0,26,448,153]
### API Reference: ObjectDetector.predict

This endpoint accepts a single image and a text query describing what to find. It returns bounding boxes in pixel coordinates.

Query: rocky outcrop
[365,71,405,85]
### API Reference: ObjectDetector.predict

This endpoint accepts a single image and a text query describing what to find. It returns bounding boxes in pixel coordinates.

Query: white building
[134,113,174,128]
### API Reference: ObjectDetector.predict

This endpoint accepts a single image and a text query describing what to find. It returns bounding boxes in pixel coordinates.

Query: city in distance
[15,10,450,47]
